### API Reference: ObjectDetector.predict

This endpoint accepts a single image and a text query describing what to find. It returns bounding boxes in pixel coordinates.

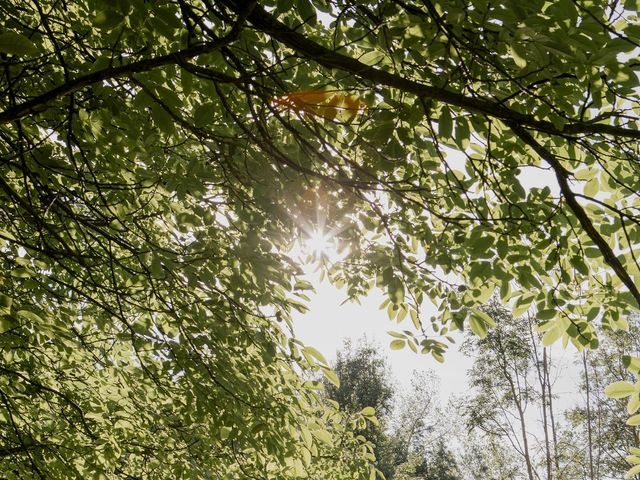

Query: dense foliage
[2,0,640,477]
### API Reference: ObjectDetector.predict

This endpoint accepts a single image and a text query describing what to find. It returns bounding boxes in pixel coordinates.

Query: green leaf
[17,309,43,323]
[0,229,16,241]
[296,0,317,24]
[626,464,640,479]
[11,267,34,278]
[150,256,164,279]
[150,103,174,134]
[194,103,217,128]
[300,427,312,448]
[220,426,232,440]
[0,317,15,334]
[470,308,496,327]
[470,234,495,256]
[510,43,527,68]
[387,330,406,339]
[468,314,488,339]
[321,366,340,387]
[454,117,470,148]
[626,414,640,426]
[311,428,333,445]
[0,294,12,311]
[410,309,421,330]
[303,346,328,365]
[537,309,556,321]
[584,177,599,197]
[542,323,565,346]
[627,395,640,415]
[439,106,453,138]
[390,339,406,350]
[359,50,385,66]
[605,381,637,399]
[387,277,404,304]
[624,355,640,374]
[360,406,375,416]
[513,292,535,317]
[0,32,38,56]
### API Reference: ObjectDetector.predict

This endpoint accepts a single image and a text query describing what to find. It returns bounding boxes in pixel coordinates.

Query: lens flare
[306,229,333,256]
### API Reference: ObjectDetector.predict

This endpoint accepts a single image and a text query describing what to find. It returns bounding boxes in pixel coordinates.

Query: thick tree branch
[227,1,640,141]
[0,3,256,125]
[508,122,640,308]
[0,46,213,124]
[0,444,50,459]
[5,0,638,144]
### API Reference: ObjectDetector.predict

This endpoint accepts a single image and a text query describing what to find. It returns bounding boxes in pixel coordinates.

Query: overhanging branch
[0,3,256,125]
[225,0,640,307]
[4,0,639,144]
[508,122,640,308]
[227,1,640,141]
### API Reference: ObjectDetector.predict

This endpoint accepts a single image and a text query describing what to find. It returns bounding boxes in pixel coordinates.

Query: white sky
[292,270,582,414]
[292,270,473,401]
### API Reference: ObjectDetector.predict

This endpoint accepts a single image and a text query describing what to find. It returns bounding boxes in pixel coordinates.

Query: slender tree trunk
[545,348,560,475]
[499,349,535,480]
[514,396,536,480]
[583,350,595,480]
[541,348,552,480]
[529,319,552,480]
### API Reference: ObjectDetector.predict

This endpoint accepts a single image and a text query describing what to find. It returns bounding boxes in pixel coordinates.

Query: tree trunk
[529,319,552,480]
[541,348,552,480]
[583,351,595,480]
[497,335,536,480]
[545,348,560,476]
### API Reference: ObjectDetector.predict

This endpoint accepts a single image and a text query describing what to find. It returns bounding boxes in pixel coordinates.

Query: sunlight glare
[290,226,349,269]
[288,198,349,268]
[307,229,332,256]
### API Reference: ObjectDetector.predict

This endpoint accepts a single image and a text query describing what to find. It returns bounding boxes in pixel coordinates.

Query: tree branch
[227,1,640,140]
[0,443,50,459]
[0,3,256,125]
[508,122,640,307]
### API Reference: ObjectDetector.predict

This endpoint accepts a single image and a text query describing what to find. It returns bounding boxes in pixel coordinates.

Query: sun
[290,225,348,265]
[306,229,333,257]
[288,191,349,264]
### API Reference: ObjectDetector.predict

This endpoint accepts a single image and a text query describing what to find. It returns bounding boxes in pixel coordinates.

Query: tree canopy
[2,0,640,477]
[325,339,460,480]
[324,340,397,478]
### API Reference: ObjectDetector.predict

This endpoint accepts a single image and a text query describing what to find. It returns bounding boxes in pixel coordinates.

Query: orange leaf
[272,90,366,121]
